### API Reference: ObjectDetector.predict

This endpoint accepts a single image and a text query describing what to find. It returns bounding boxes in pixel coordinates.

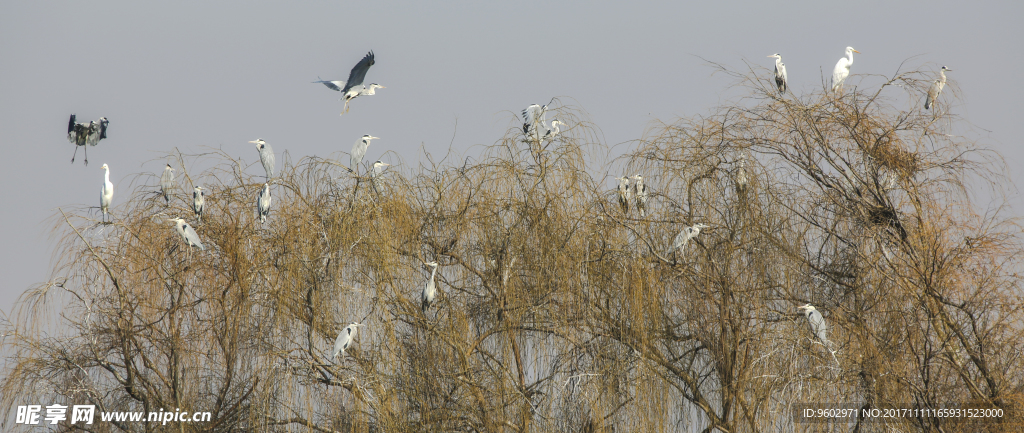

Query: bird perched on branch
[350,135,379,174]
[925,66,952,110]
[193,186,205,223]
[248,138,276,179]
[422,261,439,312]
[332,323,363,360]
[615,176,631,215]
[522,104,548,142]
[169,217,205,251]
[767,53,787,93]
[831,46,860,93]
[100,164,113,223]
[667,223,709,255]
[160,164,175,203]
[66,115,109,165]
[256,183,272,224]
[631,174,648,217]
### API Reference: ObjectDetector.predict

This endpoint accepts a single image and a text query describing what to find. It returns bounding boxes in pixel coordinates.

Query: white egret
[249,139,276,179]
[350,135,379,173]
[667,223,709,254]
[422,261,439,312]
[924,66,952,110]
[831,46,860,93]
[66,115,109,165]
[615,176,631,214]
[631,174,648,217]
[170,218,205,251]
[767,54,787,93]
[160,164,175,203]
[257,183,272,224]
[193,186,205,223]
[522,104,548,142]
[332,322,363,360]
[100,164,113,223]
[314,51,379,114]
[543,119,566,140]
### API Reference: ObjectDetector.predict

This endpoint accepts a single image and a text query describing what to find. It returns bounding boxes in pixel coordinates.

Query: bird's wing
[522,105,547,127]
[161,168,173,185]
[67,114,76,135]
[342,51,375,93]
[98,118,108,140]
[86,123,102,146]
[183,224,205,250]
[333,332,345,358]
[262,144,276,175]
[313,77,345,91]
[808,310,827,341]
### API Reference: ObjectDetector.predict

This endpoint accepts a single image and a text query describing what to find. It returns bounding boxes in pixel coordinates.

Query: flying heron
[66,115,109,165]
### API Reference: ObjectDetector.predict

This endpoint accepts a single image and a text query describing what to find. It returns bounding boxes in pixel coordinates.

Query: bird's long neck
[429,266,437,282]
[846,50,855,65]
[939,69,947,83]
[776,57,784,69]
[103,168,111,184]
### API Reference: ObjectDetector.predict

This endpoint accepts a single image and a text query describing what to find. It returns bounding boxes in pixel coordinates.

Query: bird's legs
[83,145,89,166]
[71,146,80,164]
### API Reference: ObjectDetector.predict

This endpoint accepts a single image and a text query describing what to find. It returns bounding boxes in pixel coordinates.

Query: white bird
[332,322,363,360]
[924,66,952,110]
[831,46,860,93]
[66,115,109,165]
[615,176,631,214]
[100,164,113,223]
[160,164,175,203]
[314,51,380,114]
[257,183,272,224]
[350,135,379,174]
[797,304,833,350]
[193,186,205,223]
[543,119,566,140]
[249,139,276,179]
[767,54,787,93]
[522,104,548,142]
[667,223,709,254]
[170,217,205,251]
[422,261,439,312]
[735,154,748,191]
[631,174,648,217]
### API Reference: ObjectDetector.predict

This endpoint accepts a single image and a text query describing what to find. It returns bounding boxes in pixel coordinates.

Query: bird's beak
[371,136,380,140]
[766,55,774,58]
[853,49,861,53]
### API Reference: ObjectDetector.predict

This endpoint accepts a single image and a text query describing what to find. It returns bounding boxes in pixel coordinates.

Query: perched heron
[100,164,113,223]
[797,304,835,354]
[370,160,391,193]
[735,154,748,191]
[631,174,648,217]
[350,135,379,173]
[522,104,548,142]
[543,119,566,140]
[160,164,175,203]
[66,115,109,165]
[767,54,787,93]
[422,261,439,312]
[169,217,205,251]
[831,46,860,93]
[615,176,631,214]
[314,51,379,114]
[924,66,952,110]
[193,186,205,223]
[332,323,363,360]
[257,183,272,224]
[667,223,709,254]
[249,139,276,179]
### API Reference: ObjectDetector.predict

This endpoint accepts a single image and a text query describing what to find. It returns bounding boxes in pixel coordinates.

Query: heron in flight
[615,176,631,215]
[313,51,380,114]
[667,223,709,254]
[249,139,276,179]
[193,186,205,223]
[422,261,439,312]
[257,183,272,224]
[100,164,113,223]
[170,218,205,251]
[66,115,109,165]
[332,323,363,360]
[350,135,380,174]
[767,54,787,93]
[160,164,175,203]
[924,66,952,110]
[631,174,648,217]
[831,46,860,93]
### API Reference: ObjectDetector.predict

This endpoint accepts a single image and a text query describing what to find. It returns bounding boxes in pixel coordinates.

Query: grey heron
[350,135,379,173]
[193,186,205,223]
[831,46,860,93]
[667,223,709,254]
[370,160,391,193]
[332,322,363,360]
[66,115,109,165]
[735,154,748,191]
[768,54,787,93]
[160,164,175,203]
[522,104,548,142]
[100,164,113,223]
[924,66,952,110]
[543,119,566,140]
[257,183,272,224]
[249,139,276,179]
[314,51,379,114]
[170,217,205,251]
[631,174,648,217]
[422,261,439,312]
[797,304,836,358]
[615,176,631,215]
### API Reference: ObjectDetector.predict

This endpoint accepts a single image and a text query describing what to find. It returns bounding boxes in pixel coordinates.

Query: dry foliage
[3,68,1023,432]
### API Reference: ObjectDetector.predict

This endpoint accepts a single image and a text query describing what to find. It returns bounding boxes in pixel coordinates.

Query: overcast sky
[2,1,1022,315]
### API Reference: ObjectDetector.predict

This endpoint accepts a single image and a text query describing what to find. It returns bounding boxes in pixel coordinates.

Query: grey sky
[2,1,1022,314]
